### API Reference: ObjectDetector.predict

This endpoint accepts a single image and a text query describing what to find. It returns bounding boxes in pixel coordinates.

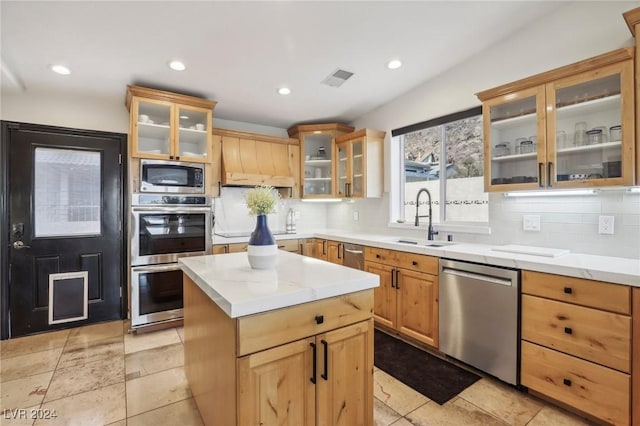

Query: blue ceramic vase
[247,215,278,269]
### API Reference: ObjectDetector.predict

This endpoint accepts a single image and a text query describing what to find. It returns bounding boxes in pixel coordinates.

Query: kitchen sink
[393,239,456,247]
[424,241,456,247]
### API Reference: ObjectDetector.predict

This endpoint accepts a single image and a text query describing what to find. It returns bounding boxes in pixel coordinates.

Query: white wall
[1,91,129,133]
[1,91,288,137]
[213,187,327,238]
[330,1,640,259]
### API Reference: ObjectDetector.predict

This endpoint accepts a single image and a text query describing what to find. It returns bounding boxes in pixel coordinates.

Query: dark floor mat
[374,330,480,405]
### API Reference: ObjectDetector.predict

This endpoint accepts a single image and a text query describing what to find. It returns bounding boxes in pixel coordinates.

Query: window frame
[389,106,491,235]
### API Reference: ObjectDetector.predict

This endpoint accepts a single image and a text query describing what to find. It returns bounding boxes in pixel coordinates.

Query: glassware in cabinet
[302,133,334,197]
[547,65,630,186]
[351,138,364,196]
[176,106,210,161]
[484,86,545,189]
[337,143,348,197]
[134,99,172,157]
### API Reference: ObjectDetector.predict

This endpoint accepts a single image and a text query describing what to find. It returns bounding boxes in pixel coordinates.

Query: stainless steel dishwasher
[342,243,365,270]
[439,259,520,385]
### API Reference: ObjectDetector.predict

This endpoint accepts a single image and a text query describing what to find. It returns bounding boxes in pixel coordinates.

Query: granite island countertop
[179,250,379,318]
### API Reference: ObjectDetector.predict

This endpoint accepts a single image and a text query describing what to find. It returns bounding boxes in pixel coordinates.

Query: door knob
[13,241,31,249]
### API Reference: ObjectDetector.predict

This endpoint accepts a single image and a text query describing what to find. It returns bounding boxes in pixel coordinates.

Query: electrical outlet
[523,215,541,232]
[353,211,359,221]
[598,215,615,235]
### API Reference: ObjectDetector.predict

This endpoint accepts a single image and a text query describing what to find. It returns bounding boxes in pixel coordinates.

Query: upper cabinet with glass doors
[126,85,216,164]
[287,123,354,199]
[477,48,635,192]
[335,129,385,198]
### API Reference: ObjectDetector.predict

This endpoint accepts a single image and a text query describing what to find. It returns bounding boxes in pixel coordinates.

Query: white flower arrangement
[245,185,280,216]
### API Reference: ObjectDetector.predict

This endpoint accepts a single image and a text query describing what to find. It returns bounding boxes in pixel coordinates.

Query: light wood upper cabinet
[477,48,635,191]
[126,85,216,164]
[214,128,299,197]
[288,123,354,199]
[335,129,385,198]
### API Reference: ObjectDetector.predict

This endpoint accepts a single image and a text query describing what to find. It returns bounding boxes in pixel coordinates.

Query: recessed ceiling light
[50,64,71,75]
[168,60,186,71]
[387,59,402,70]
[277,87,291,95]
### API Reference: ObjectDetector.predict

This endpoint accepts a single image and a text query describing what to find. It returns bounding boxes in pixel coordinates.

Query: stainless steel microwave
[140,159,205,194]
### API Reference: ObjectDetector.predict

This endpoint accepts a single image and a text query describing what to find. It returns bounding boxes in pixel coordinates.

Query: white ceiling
[1,1,565,129]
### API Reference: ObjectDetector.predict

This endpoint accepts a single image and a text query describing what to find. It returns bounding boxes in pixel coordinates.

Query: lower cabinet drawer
[276,239,299,252]
[521,341,630,426]
[237,290,373,356]
[522,295,631,373]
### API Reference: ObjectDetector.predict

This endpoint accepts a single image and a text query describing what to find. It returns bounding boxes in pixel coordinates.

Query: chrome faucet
[415,188,438,241]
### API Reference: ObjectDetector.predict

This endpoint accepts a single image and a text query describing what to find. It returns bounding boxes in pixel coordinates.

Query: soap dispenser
[286,208,296,234]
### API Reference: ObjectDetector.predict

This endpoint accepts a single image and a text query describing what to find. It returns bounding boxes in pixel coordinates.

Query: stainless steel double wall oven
[130,193,211,329]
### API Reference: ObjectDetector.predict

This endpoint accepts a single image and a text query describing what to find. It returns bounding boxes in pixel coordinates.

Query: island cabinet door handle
[390,269,395,288]
[310,342,317,384]
[338,243,342,259]
[321,340,328,380]
[395,269,400,289]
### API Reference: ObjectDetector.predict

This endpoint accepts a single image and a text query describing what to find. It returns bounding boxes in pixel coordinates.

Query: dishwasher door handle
[441,267,513,287]
[343,248,363,254]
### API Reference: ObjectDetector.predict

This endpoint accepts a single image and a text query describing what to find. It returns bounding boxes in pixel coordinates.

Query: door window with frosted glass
[34,148,101,237]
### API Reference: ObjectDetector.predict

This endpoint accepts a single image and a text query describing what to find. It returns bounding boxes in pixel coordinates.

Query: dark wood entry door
[2,122,126,338]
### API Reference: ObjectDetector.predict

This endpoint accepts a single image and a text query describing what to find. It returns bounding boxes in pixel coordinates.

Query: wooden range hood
[215,128,297,189]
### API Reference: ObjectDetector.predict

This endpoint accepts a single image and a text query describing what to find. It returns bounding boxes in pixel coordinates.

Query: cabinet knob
[564,327,573,335]
[563,287,573,294]
[563,378,572,387]
[376,254,380,259]
[315,315,324,325]
[412,261,418,266]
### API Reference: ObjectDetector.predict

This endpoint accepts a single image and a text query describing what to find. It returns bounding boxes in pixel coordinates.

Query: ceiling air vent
[321,69,354,88]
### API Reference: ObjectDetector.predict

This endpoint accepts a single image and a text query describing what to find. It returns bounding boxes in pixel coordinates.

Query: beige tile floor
[0,320,595,426]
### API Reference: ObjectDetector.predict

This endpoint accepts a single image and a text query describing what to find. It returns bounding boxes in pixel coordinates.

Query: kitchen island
[179,251,379,426]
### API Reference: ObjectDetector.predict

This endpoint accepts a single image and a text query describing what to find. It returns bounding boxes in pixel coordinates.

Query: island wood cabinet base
[183,274,374,426]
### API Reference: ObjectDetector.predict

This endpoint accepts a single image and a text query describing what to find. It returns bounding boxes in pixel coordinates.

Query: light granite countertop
[179,251,379,318]
[213,230,640,287]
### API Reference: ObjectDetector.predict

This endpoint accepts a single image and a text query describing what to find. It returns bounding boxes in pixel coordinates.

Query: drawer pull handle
[310,342,317,384]
[315,315,324,325]
[376,254,381,258]
[563,287,573,294]
[564,327,573,335]
[412,261,418,266]
[563,378,572,387]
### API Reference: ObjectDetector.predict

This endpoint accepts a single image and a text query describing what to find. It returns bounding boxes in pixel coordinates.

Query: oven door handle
[131,263,182,273]
[132,206,212,213]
